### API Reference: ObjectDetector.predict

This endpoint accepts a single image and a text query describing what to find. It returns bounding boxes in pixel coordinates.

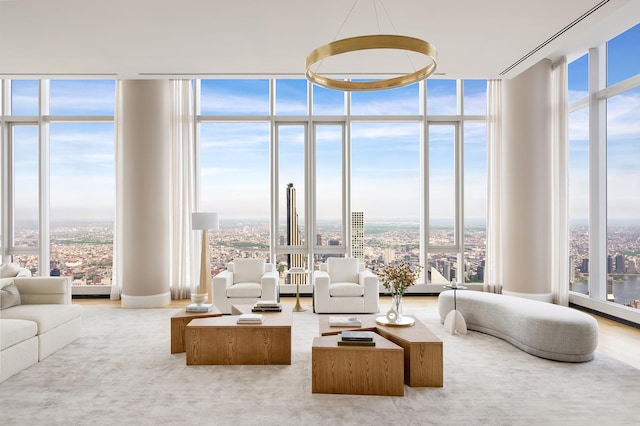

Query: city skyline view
[4,22,639,317]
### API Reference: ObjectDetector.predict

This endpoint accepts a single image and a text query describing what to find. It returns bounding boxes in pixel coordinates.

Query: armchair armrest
[360,270,380,312]
[13,277,72,305]
[260,271,279,301]
[359,270,379,291]
[213,271,233,311]
[314,271,331,299]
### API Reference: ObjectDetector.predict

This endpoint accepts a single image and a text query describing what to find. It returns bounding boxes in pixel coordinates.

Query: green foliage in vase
[379,261,423,297]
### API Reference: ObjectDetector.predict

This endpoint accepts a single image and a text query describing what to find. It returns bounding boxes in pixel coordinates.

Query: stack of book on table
[237,313,264,324]
[186,303,215,313]
[328,316,362,327]
[252,300,282,312]
[337,330,376,346]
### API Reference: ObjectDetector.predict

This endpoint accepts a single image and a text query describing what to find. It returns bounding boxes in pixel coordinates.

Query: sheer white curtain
[110,81,124,301]
[484,79,503,294]
[169,80,198,299]
[551,58,570,306]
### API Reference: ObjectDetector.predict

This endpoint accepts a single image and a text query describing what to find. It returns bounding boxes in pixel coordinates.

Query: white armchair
[212,258,279,314]
[313,257,379,313]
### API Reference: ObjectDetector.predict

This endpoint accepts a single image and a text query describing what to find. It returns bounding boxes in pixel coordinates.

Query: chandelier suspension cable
[315,0,360,77]
[377,0,419,74]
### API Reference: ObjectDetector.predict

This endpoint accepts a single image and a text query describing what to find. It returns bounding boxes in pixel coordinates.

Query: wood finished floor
[73,295,640,370]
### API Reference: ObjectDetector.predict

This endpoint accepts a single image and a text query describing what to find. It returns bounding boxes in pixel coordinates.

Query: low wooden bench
[438,290,598,362]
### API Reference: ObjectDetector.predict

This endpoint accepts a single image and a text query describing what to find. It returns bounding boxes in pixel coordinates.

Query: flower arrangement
[378,261,423,297]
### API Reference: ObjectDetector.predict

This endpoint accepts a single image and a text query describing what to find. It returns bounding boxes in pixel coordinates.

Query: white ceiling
[1,0,639,80]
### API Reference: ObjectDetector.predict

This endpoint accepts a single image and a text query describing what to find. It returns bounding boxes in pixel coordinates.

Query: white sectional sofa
[1,275,82,383]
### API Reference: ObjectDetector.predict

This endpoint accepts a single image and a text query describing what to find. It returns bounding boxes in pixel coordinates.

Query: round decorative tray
[375,316,415,327]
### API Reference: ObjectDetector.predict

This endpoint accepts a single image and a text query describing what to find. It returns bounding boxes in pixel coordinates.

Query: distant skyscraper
[286,183,305,284]
[615,254,625,273]
[316,233,323,246]
[351,211,364,261]
[581,258,589,274]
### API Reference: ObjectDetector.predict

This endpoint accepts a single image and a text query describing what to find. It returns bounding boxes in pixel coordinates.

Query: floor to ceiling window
[197,77,487,292]
[1,79,115,294]
[568,22,640,316]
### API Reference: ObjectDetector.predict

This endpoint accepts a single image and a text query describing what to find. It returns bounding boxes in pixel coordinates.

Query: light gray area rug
[1,306,638,426]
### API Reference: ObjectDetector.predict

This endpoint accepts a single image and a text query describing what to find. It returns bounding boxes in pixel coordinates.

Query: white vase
[386,294,403,323]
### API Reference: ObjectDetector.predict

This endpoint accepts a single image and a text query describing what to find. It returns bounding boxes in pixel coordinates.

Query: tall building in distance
[351,211,364,261]
[286,183,306,284]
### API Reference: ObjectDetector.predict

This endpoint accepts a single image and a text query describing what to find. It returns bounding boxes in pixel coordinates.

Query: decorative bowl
[191,293,208,305]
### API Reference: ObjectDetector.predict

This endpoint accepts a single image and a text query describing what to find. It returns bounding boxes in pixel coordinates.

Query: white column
[120,80,171,308]
[502,59,553,302]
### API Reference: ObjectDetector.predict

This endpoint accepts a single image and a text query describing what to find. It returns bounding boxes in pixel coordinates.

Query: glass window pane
[607,23,640,87]
[312,85,345,115]
[569,108,590,295]
[50,80,116,115]
[428,253,458,283]
[11,80,38,115]
[49,122,115,282]
[427,80,457,115]
[568,53,588,103]
[464,123,486,283]
[351,83,419,115]
[199,123,270,270]
[351,122,420,274]
[200,79,269,116]
[606,88,640,308]
[277,125,306,253]
[429,124,456,246]
[463,80,487,115]
[12,255,39,276]
[315,124,343,248]
[275,79,307,115]
[12,125,39,249]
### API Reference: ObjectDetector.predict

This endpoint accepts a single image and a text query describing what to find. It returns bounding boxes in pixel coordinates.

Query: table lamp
[192,212,219,301]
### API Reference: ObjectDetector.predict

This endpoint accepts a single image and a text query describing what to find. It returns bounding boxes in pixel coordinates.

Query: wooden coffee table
[186,304,292,365]
[312,334,404,396]
[318,314,443,387]
[170,307,223,354]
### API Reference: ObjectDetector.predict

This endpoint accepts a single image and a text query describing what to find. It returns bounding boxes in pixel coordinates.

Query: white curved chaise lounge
[438,290,598,362]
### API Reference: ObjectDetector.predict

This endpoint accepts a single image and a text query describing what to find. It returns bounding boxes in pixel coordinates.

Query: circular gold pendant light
[305,34,438,91]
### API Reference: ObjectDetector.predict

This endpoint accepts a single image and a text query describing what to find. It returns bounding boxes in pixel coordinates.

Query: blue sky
[568,23,640,222]
[8,22,639,223]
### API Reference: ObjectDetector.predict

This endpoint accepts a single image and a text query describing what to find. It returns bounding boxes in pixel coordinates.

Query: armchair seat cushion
[329,282,365,297]
[226,283,262,298]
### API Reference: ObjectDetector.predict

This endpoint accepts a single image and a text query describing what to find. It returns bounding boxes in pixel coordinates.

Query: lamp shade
[192,212,219,231]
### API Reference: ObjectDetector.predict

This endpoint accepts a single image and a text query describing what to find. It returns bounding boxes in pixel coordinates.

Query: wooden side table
[286,269,310,312]
[170,307,222,353]
[443,284,468,335]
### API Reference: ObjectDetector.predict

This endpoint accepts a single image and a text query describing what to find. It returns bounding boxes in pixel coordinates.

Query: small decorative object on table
[252,300,282,312]
[337,331,376,347]
[329,316,362,327]
[237,313,264,324]
[186,303,215,313]
[377,261,422,326]
[191,293,208,306]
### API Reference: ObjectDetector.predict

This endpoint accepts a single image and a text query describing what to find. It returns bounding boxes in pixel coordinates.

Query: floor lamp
[192,212,219,303]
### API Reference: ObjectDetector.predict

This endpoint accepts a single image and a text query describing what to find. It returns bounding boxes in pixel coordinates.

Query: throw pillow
[1,282,21,310]
[0,262,21,278]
